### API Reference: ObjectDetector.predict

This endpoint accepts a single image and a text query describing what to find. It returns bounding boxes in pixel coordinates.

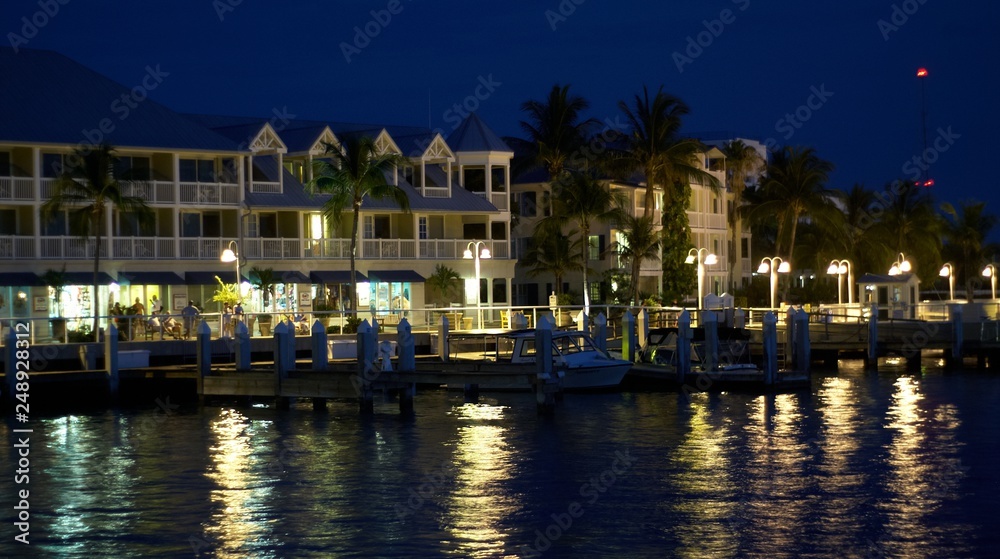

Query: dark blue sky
[5,0,997,207]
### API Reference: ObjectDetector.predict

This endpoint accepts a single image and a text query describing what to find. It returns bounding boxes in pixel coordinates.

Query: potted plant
[313,298,333,328]
[250,266,277,336]
[41,266,68,340]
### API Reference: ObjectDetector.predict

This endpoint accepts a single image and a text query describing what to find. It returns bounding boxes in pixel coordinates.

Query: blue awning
[367,270,425,283]
[0,272,42,286]
[186,271,241,285]
[64,272,116,285]
[118,271,185,285]
[310,270,368,283]
[273,270,310,283]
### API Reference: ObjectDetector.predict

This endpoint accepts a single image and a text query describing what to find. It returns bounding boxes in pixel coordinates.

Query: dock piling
[703,310,718,372]
[310,319,327,371]
[535,320,557,415]
[3,327,15,401]
[196,320,212,396]
[949,304,964,368]
[357,321,375,414]
[105,323,119,401]
[637,308,648,348]
[866,303,878,371]
[763,312,778,385]
[677,310,692,384]
[622,310,637,363]
[593,313,608,353]
[235,321,251,371]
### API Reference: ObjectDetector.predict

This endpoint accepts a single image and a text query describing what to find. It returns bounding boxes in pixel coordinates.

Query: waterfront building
[0,48,514,333]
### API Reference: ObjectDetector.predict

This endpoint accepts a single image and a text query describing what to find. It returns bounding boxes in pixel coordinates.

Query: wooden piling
[105,323,119,401]
[357,321,375,414]
[535,321,557,415]
[622,310,637,363]
[310,319,328,371]
[703,310,718,372]
[677,310,692,384]
[866,303,879,371]
[593,313,608,353]
[763,312,778,385]
[235,320,251,371]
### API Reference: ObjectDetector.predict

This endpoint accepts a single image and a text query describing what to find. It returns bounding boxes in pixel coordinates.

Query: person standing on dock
[182,301,199,339]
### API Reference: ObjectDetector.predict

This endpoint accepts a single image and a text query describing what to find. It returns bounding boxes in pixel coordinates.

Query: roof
[243,155,323,209]
[310,270,368,283]
[447,113,512,153]
[0,48,241,152]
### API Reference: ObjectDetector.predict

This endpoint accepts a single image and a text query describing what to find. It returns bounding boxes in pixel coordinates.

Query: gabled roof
[447,113,512,153]
[0,49,241,152]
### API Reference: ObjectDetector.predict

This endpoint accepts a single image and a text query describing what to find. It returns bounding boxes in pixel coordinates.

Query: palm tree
[832,184,892,281]
[721,140,765,289]
[306,135,410,314]
[522,228,584,298]
[613,212,666,305]
[40,143,151,340]
[941,201,998,299]
[541,171,626,313]
[516,84,597,178]
[426,264,462,308]
[616,85,719,218]
[872,180,942,282]
[741,146,835,260]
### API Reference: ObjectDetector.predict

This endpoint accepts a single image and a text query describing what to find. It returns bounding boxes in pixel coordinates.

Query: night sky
[5,0,997,211]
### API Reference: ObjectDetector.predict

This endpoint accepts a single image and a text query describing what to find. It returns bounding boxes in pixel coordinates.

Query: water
[2,360,998,558]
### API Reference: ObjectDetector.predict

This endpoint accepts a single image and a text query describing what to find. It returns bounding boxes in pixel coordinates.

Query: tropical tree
[540,171,626,312]
[514,84,597,179]
[306,135,410,314]
[522,228,584,298]
[940,201,998,299]
[615,85,719,218]
[721,140,765,289]
[612,211,667,306]
[40,143,151,340]
[249,266,278,312]
[741,146,835,261]
[426,264,462,308]
[872,180,942,282]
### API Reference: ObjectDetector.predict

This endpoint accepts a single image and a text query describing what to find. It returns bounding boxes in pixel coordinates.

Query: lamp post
[939,262,955,300]
[757,257,790,310]
[685,248,718,310]
[888,252,912,276]
[220,240,243,297]
[826,259,854,305]
[983,264,997,300]
[463,240,491,330]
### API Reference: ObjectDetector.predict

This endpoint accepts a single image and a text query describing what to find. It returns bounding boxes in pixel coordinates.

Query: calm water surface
[2,360,999,558]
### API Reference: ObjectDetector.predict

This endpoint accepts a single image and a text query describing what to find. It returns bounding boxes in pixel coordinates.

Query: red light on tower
[917,67,928,77]
[923,179,935,187]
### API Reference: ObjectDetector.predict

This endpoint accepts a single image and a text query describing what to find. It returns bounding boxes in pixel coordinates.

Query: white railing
[423,186,449,198]
[688,212,727,230]
[40,177,56,198]
[39,237,107,259]
[243,238,303,260]
[491,192,509,210]
[250,181,280,194]
[0,237,34,259]
[0,177,34,200]
[179,238,224,259]
[179,181,239,205]
[110,237,176,259]
[361,239,417,259]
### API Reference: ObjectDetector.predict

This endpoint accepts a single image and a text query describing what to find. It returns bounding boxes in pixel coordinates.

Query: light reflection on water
[1,359,994,558]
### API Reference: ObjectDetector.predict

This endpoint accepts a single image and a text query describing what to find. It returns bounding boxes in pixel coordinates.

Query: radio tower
[916,67,932,187]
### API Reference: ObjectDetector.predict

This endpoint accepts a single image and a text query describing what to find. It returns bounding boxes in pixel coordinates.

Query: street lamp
[757,257,790,310]
[939,262,955,300]
[685,248,717,310]
[888,253,912,276]
[463,240,491,330]
[826,259,854,305]
[220,240,244,297]
[982,264,997,300]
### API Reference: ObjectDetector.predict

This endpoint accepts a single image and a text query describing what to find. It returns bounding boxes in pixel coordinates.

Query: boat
[627,327,809,391]
[443,329,632,390]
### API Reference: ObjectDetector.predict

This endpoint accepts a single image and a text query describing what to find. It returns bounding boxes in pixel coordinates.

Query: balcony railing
[179,181,239,205]
[250,181,280,194]
[0,236,34,259]
[0,177,34,200]
[40,237,106,259]
[423,186,449,198]
[472,191,510,211]
[112,237,176,259]
[688,212,727,230]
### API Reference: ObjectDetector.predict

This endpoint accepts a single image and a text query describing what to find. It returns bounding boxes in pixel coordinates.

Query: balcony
[418,239,508,259]
[472,191,510,211]
[687,212,727,230]
[121,181,176,204]
[250,181,280,194]
[0,177,34,200]
[0,236,35,259]
[179,181,239,205]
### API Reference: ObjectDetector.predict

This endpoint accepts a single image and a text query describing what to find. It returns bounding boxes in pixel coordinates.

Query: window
[0,152,9,176]
[490,167,505,190]
[491,221,507,241]
[373,216,390,238]
[364,216,373,239]
[463,168,485,192]
[492,279,507,303]
[259,213,277,238]
[180,212,220,237]
[116,156,151,180]
[463,223,486,239]
[741,238,749,255]
[202,212,221,237]
[589,282,601,304]
[180,212,201,237]
[520,192,537,217]
[0,209,15,235]
[180,159,217,182]
[712,196,719,214]
[118,211,154,236]
[588,235,605,261]
[418,217,427,240]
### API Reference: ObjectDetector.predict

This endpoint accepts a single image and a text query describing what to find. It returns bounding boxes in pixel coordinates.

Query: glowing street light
[463,240,491,330]
[685,248,717,310]
[757,257,790,310]
[826,259,854,305]
[982,264,997,300]
[939,262,955,300]
[220,240,245,298]
[888,253,912,276]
